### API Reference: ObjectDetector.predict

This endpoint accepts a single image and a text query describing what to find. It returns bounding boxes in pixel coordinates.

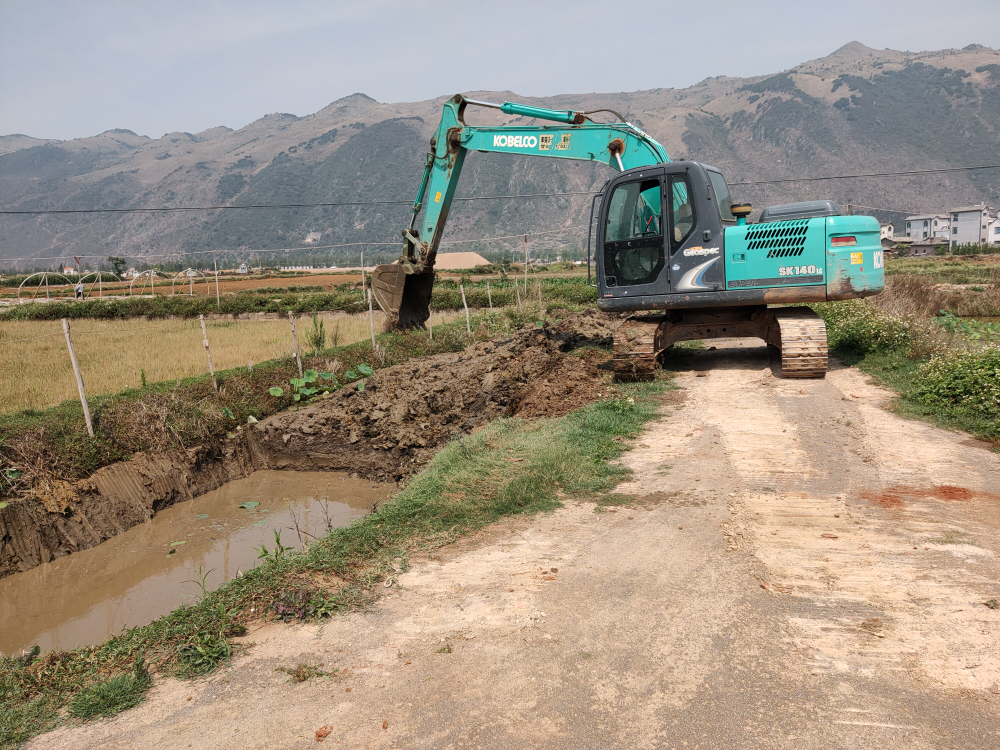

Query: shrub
[910,347,1000,420]
[815,300,913,354]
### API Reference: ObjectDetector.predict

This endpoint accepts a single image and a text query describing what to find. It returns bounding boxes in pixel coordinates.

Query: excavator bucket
[371,264,433,330]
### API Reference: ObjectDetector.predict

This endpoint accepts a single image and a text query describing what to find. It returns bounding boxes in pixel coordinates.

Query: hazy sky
[2,0,999,141]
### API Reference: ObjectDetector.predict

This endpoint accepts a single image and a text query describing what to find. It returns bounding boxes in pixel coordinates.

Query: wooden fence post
[199,315,218,391]
[487,280,492,309]
[213,257,221,310]
[537,278,542,307]
[460,284,471,334]
[360,249,366,301]
[368,291,377,351]
[515,279,522,312]
[428,314,433,341]
[288,311,304,378]
[62,319,94,437]
[524,236,529,291]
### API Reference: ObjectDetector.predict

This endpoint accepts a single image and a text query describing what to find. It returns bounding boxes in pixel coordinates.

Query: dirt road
[32,340,1000,749]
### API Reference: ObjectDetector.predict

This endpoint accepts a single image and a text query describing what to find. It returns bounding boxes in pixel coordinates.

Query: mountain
[2,42,1000,270]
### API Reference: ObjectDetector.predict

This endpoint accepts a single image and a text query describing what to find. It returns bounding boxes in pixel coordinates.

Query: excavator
[371,94,884,379]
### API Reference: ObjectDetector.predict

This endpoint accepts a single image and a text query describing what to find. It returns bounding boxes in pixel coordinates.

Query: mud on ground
[0,310,621,578]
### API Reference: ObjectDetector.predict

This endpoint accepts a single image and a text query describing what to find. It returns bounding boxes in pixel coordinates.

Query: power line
[0,191,602,216]
[731,164,1000,186]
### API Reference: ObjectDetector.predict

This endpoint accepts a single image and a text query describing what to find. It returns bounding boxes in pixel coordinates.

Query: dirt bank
[0,311,620,579]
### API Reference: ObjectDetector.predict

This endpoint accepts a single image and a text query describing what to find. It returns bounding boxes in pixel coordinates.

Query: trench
[0,312,618,655]
[0,471,390,655]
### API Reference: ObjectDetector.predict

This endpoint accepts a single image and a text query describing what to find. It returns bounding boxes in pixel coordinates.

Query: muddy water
[0,471,391,655]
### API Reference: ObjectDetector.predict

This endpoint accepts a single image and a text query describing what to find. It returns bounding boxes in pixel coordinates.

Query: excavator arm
[372,94,671,328]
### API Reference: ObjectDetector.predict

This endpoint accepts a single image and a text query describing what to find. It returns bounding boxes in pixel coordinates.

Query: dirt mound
[548,307,621,349]
[1,320,614,577]
[241,324,614,482]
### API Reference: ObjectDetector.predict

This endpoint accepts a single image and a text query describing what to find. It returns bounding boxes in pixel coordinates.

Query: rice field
[0,310,460,414]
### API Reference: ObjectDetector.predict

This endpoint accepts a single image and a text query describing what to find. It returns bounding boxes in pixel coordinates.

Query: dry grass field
[0,310,459,414]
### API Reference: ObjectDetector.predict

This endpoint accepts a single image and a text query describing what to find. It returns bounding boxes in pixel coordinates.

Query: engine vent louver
[744,219,810,258]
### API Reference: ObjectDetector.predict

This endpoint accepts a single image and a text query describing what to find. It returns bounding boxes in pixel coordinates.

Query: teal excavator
[371,94,884,379]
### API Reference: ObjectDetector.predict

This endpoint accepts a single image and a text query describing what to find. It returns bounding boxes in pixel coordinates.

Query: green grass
[0,356,669,745]
[67,666,152,721]
[0,698,59,750]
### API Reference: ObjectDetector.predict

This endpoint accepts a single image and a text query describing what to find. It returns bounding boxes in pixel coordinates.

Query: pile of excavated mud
[0,310,622,577]
[236,308,620,482]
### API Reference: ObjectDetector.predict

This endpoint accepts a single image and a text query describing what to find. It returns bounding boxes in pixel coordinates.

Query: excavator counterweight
[372,93,885,377]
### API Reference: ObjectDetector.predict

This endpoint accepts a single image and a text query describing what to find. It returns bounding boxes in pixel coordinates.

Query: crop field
[886,254,1000,284]
[0,310,460,414]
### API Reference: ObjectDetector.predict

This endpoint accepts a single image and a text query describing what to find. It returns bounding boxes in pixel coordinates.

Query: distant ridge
[2,43,999,267]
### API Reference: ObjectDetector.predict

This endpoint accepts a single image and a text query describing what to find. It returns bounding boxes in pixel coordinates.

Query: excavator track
[769,307,828,378]
[612,319,658,382]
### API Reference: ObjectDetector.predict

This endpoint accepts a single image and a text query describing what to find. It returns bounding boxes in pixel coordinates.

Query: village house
[988,215,1000,245]
[949,204,993,248]
[904,214,950,241]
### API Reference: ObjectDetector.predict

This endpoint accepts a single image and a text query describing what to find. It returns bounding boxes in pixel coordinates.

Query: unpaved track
[33,340,1000,749]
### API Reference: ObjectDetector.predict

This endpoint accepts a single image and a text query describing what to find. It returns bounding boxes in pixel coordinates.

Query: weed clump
[66,658,152,720]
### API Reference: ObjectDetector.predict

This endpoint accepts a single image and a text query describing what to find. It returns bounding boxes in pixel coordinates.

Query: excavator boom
[372,94,669,328]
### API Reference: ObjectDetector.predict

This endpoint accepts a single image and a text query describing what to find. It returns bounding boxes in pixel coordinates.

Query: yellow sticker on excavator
[850,252,863,265]
[435,191,441,203]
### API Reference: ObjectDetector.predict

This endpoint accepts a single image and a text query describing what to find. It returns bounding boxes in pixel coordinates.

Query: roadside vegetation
[0,326,667,747]
[816,268,1000,443]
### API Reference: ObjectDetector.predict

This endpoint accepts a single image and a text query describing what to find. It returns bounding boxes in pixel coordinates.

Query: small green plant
[67,656,151,720]
[177,631,232,676]
[140,369,147,389]
[436,644,453,654]
[183,566,216,602]
[306,313,326,354]
[270,363,373,404]
[254,529,289,563]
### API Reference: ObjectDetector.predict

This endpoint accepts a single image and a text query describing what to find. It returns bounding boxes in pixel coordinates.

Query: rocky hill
[2,42,1000,270]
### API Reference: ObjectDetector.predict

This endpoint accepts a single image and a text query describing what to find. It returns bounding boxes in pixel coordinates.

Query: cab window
[603,179,664,286]
[605,179,662,241]
[707,170,735,222]
[669,176,695,250]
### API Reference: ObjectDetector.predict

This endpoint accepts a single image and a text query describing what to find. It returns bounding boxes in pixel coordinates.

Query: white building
[904,214,949,241]
[880,223,894,239]
[988,216,1000,245]
[949,204,992,248]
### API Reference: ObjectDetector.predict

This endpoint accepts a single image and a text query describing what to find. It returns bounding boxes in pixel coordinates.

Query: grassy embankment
[816,256,1000,443]
[0,308,668,748]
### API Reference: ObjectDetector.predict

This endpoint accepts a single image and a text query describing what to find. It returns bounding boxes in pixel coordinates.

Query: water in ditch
[0,471,391,655]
